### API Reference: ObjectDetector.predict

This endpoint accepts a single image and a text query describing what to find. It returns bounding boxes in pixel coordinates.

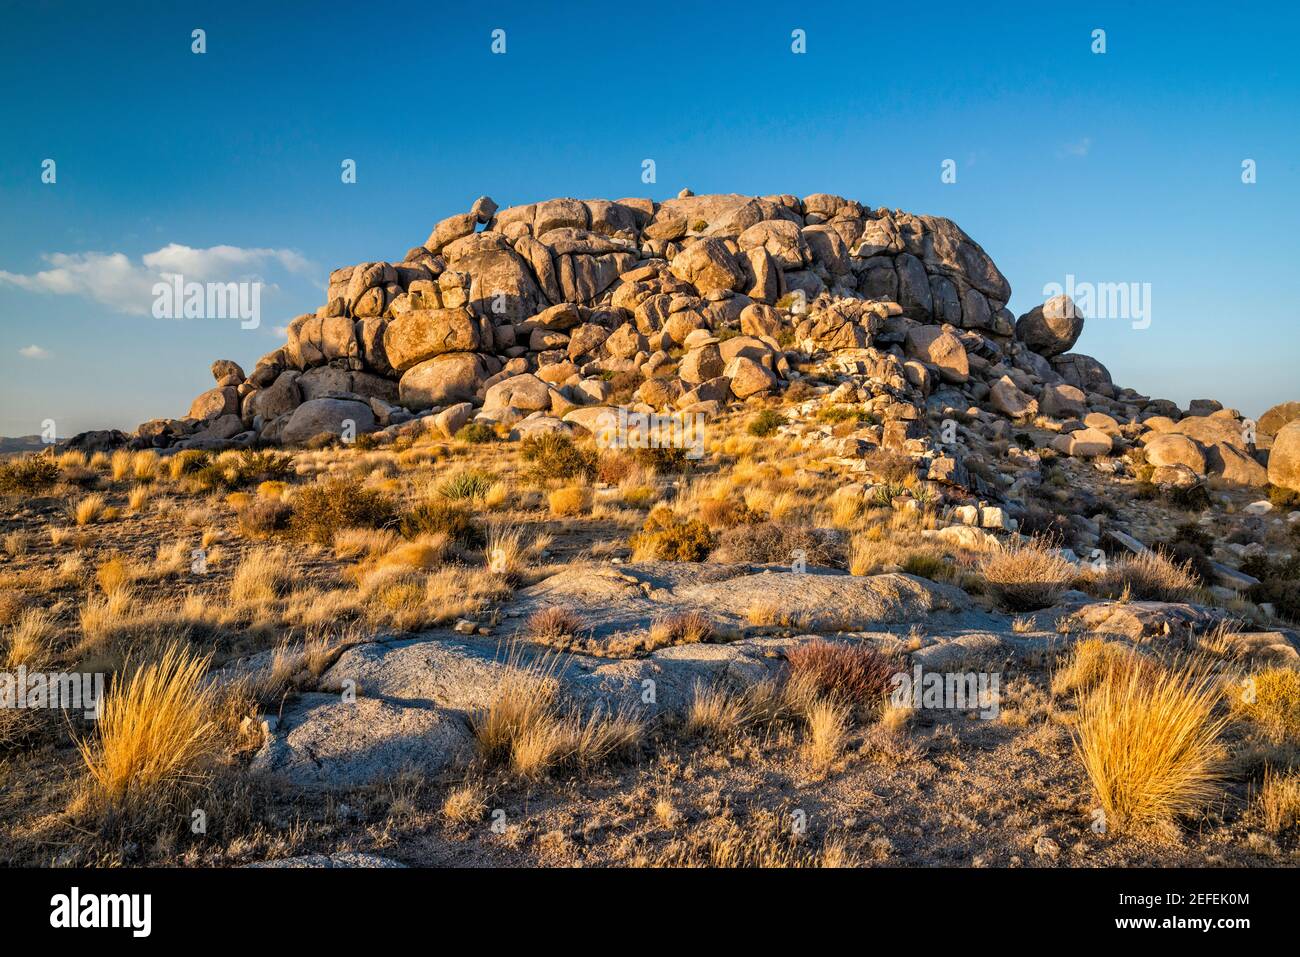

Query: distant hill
[0,435,56,454]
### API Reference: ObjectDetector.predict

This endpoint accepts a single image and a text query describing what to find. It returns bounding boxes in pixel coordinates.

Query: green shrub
[0,456,60,495]
[438,471,494,501]
[630,508,715,561]
[399,500,484,548]
[191,449,293,492]
[747,409,785,437]
[1267,484,1300,509]
[455,422,497,444]
[634,445,692,474]
[520,433,596,481]
[289,479,398,545]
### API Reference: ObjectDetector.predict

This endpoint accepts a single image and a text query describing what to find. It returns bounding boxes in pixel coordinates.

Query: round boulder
[1016,295,1084,357]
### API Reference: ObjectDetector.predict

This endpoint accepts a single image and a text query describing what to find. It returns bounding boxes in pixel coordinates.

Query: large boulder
[280,398,377,445]
[1039,382,1087,419]
[904,326,968,384]
[669,239,746,293]
[989,376,1037,418]
[383,308,485,372]
[724,356,778,398]
[189,386,239,421]
[483,373,552,413]
[1268,420,1300,493]
[1259,401,1300,447]
[1016,295,1083,357]
[1143,432,1206,474]
[398,353,487,411]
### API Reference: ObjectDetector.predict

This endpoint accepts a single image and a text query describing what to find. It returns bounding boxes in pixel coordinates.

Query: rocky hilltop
[89,189,1297,503]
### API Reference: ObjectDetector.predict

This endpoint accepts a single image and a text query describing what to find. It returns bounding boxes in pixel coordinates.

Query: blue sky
[1,0,1297,436]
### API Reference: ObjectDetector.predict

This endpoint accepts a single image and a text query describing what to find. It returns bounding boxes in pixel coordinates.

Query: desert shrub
[785,639,896,710]
[698,498,756,529]
[1241,553,1300,621]
[596,451,635,485]
[399,500,484,548]
[1089,549,1200,603]
[191,449,292,492]
[1074,658,1226,831]
[520,433,596,481]
[816,405,871,425]
[634,445,692,474]
[236,498,293,538]
[629,507,715,562]
[438,470,494,501]
[602,370,642,406]
[1231,667,1300,743]
[455,422,497,444]
[526,607,587,646]
[980,537,1077,610]
[648,611,714,649]
[289,479,398,545]
[548,485,591,516]
[861,449,917,484]
[76,642,221,814]
[901,553,950,581]
[747,409,785,437]
[783,380,816,403]
[711,521,843,567]
[0,455,60,495]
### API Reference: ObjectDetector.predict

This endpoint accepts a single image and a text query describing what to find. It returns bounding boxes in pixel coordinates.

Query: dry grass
[442,783,486,823]
[76,642,221,813]
[1230,667,1300,743]
[684,682,753,738]
[785,639,895,710]
[229,546,295,605]
[469,653,641,779]
[2,530,29,557]
[73,492,111,526]
[548,485,592,517]
[1051,638,1153,698]
[4,608,57,668]
[647,610,714,650]
[526,606,586,646]
[1089,549,1200,603]
[804,698,850,770]
[980,537,1077,610]
[1254,768,1300,833]
[1074,658,1227,832]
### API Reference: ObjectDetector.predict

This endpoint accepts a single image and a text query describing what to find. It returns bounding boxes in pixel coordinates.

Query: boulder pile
[113,189,1298,498]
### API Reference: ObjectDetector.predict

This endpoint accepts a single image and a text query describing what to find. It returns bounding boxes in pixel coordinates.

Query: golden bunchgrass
[1073,658,1227,831]
[804,698,850,770]
[979,536,1076,610]
[76,642,221,811]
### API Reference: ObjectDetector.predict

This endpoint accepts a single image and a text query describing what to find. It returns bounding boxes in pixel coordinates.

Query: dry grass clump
[1254,768,1300,833]
[785,639,896,710]
[127,485,152,511]
[3,608,57,668]
[76,642,221,813]
[95,554,139,597]
[470,654,640,779]
[1088,549,1200,602]
[684,682,753,739]
[73,492,113,526]
[484,524,528,579]
[1074,658,1227,832]
[1230,667,1300,743]
[229,547,295,605]
[442,783,487,824]
[333,527,402,559]
[1,530,28,557]
[711,521,842,567]
[648,610,714,649]
[1051,638,1154,698]
[236,498,293,538]
[548,485,592,517]
[804,698,850,770]
[979,537,1077,610]
[526,607,587,646]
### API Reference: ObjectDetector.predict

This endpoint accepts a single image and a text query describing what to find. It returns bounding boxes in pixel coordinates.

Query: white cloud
[0,244,315,316]
[18,344,52,359]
